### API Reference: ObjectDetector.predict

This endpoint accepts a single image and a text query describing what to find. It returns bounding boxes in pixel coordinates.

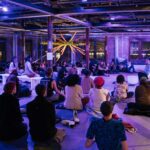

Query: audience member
[6,69,31,97]
[88,76,110,114]
[145,58,150,78]
[127,61,135,73]
[125,77,150,115]
[135,77,150,106]
[23,56,39,77]
[57,67,68,90]
[68,64,77,75]
[109,59,117,73]
[85,101,128,150]
[81,69,94,94]
[113,74,133,101]
[9,56,18,74]
[64,74,88,123]
[41,68,65,103]
[0,82,27,140]
[27,84,65,144]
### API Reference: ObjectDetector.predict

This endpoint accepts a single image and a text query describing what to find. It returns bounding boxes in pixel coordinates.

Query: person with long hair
[41,68,65,103]
[23,56,39,77]
[9,56,18,74]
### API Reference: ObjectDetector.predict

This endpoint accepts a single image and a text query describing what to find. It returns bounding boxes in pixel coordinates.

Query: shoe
[73,110,80,124]
[61,120,75,128]
[125,127,137,134]
[74,116,80,124]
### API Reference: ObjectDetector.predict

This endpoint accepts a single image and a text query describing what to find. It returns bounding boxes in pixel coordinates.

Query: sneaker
[74,116,80,124]
[61,120,75,128]
[73,110,80,124]
[125,127,137,134]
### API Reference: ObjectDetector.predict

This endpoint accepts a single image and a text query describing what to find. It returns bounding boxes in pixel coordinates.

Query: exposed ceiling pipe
[56,5,150,16]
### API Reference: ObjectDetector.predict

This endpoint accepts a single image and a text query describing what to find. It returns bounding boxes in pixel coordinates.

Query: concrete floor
[0,73,150,150]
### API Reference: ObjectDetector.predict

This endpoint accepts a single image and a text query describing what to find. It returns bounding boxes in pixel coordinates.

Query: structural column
[21,32,26,65]
[47,16,53,67]
[71,52,76,64]
[115,36,119,60]
[13,32,18,58]
[6,36,13,61]
[94,40,97,59]
[86,28,90,69]
[32,35,38,61]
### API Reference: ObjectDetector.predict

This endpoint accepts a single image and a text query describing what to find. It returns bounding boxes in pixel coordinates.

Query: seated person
[81,69,94,94]
[8,56,18,74]
[135,77,150,106]
[6,69,31,97]
[113,74,133,100]
[57,67,68,91]
[68,64,77,75]
[41,68,65,103]
[145,58,150,78]
[64,74,89,123]
[23,56,39,77]
[109,59,117,73]
[85,101,128,150]
[88,76,110,114]
[0,82,27,141]
[26,84,65,144]
[127,61,135,73]
[97,61,108,76]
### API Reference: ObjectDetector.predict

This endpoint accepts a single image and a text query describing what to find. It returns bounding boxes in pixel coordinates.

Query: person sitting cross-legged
[85,101,128,150]
[26,84,66,147]
[41,68,65,104]
[64,74,89,123]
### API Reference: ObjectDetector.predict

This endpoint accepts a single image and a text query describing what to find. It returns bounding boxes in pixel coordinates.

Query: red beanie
[94,76,104,87]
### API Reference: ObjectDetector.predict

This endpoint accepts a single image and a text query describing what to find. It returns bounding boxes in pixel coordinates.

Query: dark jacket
[6,74,19,94]
[27,96,57,142]
[135,84,150,106]
[0,93,27,140]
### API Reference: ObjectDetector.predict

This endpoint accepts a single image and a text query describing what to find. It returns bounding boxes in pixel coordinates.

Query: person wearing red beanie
[88,76,110,113]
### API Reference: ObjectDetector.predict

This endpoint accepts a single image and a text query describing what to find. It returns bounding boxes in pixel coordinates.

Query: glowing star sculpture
[53,32,85,57]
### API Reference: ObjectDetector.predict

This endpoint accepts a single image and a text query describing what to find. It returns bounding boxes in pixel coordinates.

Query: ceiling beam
[56,16,91,27]
[6,0,54,15]
[0,13,50,20]
[93,22,150,28]
[56,5,150,16]
[6,0,91,27]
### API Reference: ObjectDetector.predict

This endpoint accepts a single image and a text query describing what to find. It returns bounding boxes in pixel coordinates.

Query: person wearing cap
[0,82,27,140]
[88,76,110,113]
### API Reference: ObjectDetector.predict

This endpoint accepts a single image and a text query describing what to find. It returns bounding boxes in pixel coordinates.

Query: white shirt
[9,62,18,74]
[114,82,128,99]
[64,85,83,110]
[89,87,109,111]
[23,61,35,76]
